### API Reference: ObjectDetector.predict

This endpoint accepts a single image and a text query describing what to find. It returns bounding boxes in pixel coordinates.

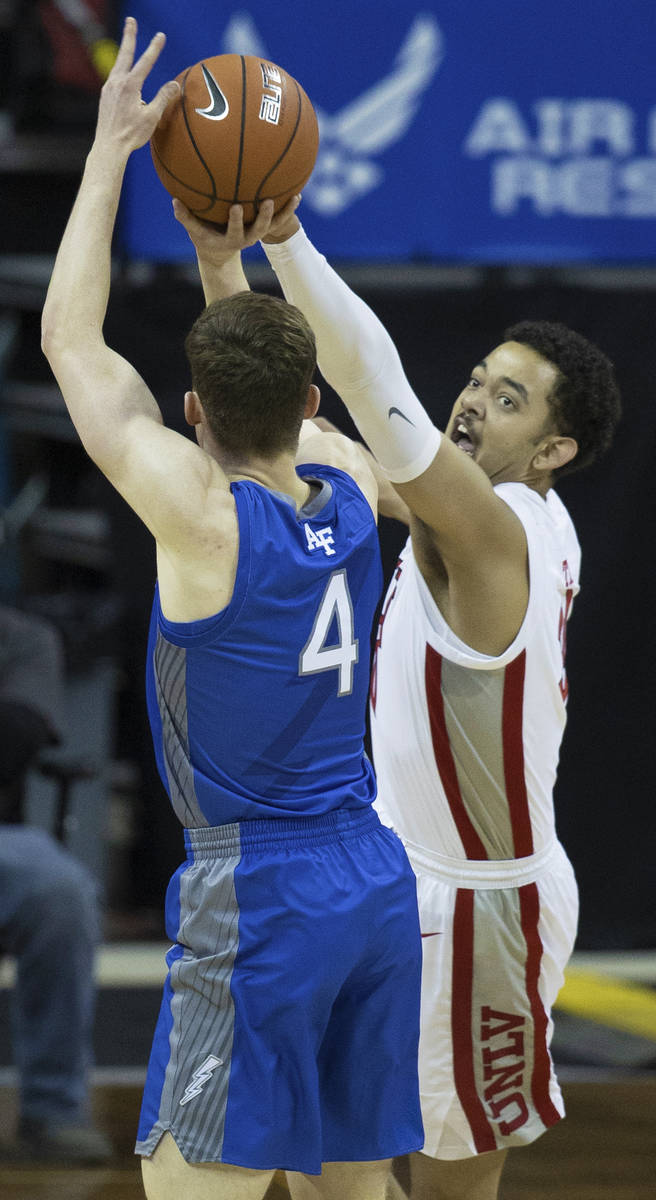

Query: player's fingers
[171,198,192,226]
[226,204,247,240]
[269,194,301,230]
[172,198,207,237]
[250,199,275,239]
[131,30,167,87]
[173,199,230,250]
[113,15,137,74]
[149,79,180,122]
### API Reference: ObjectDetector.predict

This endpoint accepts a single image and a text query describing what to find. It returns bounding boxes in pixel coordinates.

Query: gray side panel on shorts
[154,632,208,828]
[440,659,515,857]
[140,842,241,1161]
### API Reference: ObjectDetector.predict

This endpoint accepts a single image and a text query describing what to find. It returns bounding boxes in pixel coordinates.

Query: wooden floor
[0,1079,654,1199]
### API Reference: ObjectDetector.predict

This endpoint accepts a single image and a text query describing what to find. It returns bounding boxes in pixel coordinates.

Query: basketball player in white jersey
[173,198,621,1200]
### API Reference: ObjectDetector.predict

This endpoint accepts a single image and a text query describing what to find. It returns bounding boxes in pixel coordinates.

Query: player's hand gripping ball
[150,53,319,226]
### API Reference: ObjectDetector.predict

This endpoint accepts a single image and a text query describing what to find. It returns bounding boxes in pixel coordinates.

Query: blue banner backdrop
[119,0,656,263]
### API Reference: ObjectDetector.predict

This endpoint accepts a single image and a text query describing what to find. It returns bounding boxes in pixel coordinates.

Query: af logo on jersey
[304,524,336,556]
[221,11,444,215]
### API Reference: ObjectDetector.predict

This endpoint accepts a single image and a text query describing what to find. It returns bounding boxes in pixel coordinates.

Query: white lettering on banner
[623,160,656,215]
[492,156,656,218]
[465,100,531,155]
[533,101,568,157]
[466,99,636,158]
[464,99,656,219]
[569,102,634,155]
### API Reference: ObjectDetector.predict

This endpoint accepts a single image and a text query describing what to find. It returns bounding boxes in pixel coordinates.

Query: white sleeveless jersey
[370,483,581,862]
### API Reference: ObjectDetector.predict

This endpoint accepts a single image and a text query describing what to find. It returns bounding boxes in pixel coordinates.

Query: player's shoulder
[494,480,541,511]
[493,480,573,533]
[299,430,368,477]
[495,482,580,583]
[298,433,377,516]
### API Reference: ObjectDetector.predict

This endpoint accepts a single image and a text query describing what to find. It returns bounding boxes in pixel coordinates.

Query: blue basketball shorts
[135,807,424,1174]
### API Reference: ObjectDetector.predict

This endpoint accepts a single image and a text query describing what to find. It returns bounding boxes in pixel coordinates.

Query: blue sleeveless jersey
[146,464,383,826]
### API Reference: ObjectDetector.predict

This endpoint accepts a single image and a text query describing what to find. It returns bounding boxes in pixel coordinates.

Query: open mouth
[451,419,476,456]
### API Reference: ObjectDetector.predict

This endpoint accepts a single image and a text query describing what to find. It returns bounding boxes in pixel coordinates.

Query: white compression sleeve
[263,227,441,483]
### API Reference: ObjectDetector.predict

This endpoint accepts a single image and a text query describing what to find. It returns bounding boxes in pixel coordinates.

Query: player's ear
[304,383,320,421]
[532,435,578,474]
[184,390,203,426]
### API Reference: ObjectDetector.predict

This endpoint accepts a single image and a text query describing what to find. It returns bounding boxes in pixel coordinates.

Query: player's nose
[460,390,486,418]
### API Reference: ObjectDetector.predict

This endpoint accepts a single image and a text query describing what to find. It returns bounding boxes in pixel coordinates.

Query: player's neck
[491,464,553,498]
[226,453,311,511]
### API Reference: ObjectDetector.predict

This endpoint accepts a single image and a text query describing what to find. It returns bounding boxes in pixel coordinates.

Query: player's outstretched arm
[261,226,523,546]
[258,219,532,653]
[41,18,228,552]
[41,18,178,463]
[262,223,441,484]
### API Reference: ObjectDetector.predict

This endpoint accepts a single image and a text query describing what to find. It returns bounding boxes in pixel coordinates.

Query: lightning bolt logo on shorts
[179,1054,224,1105]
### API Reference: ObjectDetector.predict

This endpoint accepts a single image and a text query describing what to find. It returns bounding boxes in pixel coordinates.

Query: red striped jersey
[370,484,580,861]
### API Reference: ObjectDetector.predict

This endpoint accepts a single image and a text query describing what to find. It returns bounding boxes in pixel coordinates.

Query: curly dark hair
[503,320,622,477]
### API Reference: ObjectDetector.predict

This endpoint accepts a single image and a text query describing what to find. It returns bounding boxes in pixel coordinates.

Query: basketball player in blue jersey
[42,19,424,1200]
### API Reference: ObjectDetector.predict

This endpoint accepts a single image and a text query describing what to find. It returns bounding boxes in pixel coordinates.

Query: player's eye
[468,376,481,388]
[499,395,515,409]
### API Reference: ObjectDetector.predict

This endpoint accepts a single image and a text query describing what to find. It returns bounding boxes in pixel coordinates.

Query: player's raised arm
[41,18,224,549]
[259,222,533,570]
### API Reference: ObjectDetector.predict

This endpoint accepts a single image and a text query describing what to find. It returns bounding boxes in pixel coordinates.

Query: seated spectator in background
[0,605,112,1164]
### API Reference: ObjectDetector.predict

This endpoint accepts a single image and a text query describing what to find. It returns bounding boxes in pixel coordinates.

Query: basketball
[150,54,319,226]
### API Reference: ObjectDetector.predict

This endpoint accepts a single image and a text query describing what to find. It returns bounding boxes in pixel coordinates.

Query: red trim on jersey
[502,652,534,858]
[370,557,403,713]
[425,646,488,860]
[518,883,562,1129]
[558,585,574,703]
[452,889,498,1153]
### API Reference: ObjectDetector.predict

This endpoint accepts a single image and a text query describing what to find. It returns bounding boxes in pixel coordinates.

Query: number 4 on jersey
[299,570,359,696]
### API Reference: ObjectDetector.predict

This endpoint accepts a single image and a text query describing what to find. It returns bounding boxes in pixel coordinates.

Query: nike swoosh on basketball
[195,64,230,121]
[388,406,415,426]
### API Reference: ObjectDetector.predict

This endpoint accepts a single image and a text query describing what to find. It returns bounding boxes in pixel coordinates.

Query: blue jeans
[0,826,100,1124]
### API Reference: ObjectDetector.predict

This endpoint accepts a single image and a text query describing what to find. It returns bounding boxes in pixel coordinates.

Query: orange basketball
[150,54,319,226]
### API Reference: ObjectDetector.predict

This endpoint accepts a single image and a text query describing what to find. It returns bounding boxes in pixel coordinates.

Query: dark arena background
[0,2,654,1196]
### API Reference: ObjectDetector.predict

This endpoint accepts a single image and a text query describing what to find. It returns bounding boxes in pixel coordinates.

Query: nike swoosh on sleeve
[387,407,416,426]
